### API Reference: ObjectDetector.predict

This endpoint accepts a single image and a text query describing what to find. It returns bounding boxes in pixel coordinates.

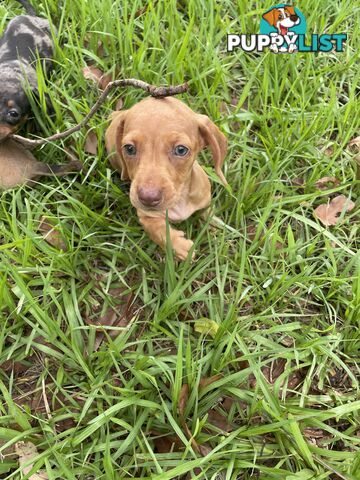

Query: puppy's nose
[290,14,298,21]
[137,187,163,207]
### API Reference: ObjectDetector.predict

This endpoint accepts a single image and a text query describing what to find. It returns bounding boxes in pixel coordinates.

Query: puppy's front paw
[171,230,195,261]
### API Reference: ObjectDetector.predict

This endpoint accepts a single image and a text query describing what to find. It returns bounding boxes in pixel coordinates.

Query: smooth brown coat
[105,96,227,260]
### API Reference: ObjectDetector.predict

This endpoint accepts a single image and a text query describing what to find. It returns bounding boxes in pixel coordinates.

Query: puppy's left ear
[197,114,228,186]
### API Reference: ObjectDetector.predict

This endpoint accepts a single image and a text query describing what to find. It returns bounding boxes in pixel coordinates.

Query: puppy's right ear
[105,110,130,180]
[262,8,276,26]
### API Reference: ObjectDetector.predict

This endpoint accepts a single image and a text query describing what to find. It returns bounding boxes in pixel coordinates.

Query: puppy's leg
[138,214,194,261]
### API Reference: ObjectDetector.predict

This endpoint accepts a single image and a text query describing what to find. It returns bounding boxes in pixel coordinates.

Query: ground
[0,0,359,479]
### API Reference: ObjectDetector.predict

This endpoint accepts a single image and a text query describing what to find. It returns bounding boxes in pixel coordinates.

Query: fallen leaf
[82,65,103,84]
[221,396,235,412]
[115,97,124,111]
[348,136,360,152]
[194,318,219,338]
[291,177,305,187]
[198,444,212,456]
[315,177,340,190]
[82,65,113,90]
[314,195,355,226]
[96,40,105,58]
[262,358,286,384]
[246,224,257,241]
[178,384,189,417]
[303,428,328,439]
[219,101,228,115]
[38,217,67,251]
[85,288,135,351]
[199,374,222,389]
[15,442,48,479]
[84,131,98,155]
[280,335,295,347]
[207,409,232,432]
[321,145,334,157]
[153,434,184,453]
[98,72,112,90]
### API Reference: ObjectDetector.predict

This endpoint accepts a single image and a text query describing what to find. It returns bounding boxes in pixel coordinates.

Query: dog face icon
[262,5,301,53]
[262,5,300,35]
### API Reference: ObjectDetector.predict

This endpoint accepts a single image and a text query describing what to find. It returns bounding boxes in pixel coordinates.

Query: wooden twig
[11,79,188,149]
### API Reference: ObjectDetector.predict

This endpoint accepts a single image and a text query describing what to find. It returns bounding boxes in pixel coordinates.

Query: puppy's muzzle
[290,14,299,22]
[137,186,163,208]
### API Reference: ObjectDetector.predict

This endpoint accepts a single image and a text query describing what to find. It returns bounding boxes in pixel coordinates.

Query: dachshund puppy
[0,0,53,141]
[105,96,227,260]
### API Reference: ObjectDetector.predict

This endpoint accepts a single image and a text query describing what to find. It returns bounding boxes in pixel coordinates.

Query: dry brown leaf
[291,177,305,187]
[98,72,112,90]
[178,384,189,417]
[207,409,232,432]
[38,217,67,251]
[82,65,112,90]
[199,374,222,389]
[198,444,212,456]
[348,136,360,152]
[15,442,48,479]
[82,65,104,84]
[85,288,135,351]
[324,147,333,157]
[97,40,105,58]
[303,428,328,439]
[315,177,340,190]
[115,97,124,111]
[314,195,355,227]
[154,434,184,453]
[221,396,235,412]
[219,101,228,115]
[84,131,98,155]
[246,224,257,241]
[262,358,286,384]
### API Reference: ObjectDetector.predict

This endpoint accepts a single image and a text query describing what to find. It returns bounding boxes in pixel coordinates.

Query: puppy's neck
[167,161,211,222]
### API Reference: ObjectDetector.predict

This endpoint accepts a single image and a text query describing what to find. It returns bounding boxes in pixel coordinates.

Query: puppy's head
[262,5,300,34]
[0,90,29,141]
[109,97,227,212]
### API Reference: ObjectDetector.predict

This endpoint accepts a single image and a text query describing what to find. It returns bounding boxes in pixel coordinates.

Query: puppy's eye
[278,14,283,19]
[123,144,136,156]
[173,145,189,156]
[7,110,20,119]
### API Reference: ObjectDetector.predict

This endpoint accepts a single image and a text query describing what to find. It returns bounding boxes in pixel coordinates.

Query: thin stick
[11,79,188,148]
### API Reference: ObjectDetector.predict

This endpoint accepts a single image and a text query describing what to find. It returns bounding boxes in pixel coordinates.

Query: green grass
[0,0,360,478]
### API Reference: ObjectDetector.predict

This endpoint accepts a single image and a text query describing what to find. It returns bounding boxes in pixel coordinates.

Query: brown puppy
[0,139,81,189]
[105,96,227,260]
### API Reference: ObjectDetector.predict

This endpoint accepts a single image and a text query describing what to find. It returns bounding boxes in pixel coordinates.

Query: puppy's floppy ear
[197,114,228,186]
[105,110,130,180]
[262,8,276,26]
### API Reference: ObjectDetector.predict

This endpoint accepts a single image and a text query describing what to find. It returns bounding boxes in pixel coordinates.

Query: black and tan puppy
[0,0,54,140]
